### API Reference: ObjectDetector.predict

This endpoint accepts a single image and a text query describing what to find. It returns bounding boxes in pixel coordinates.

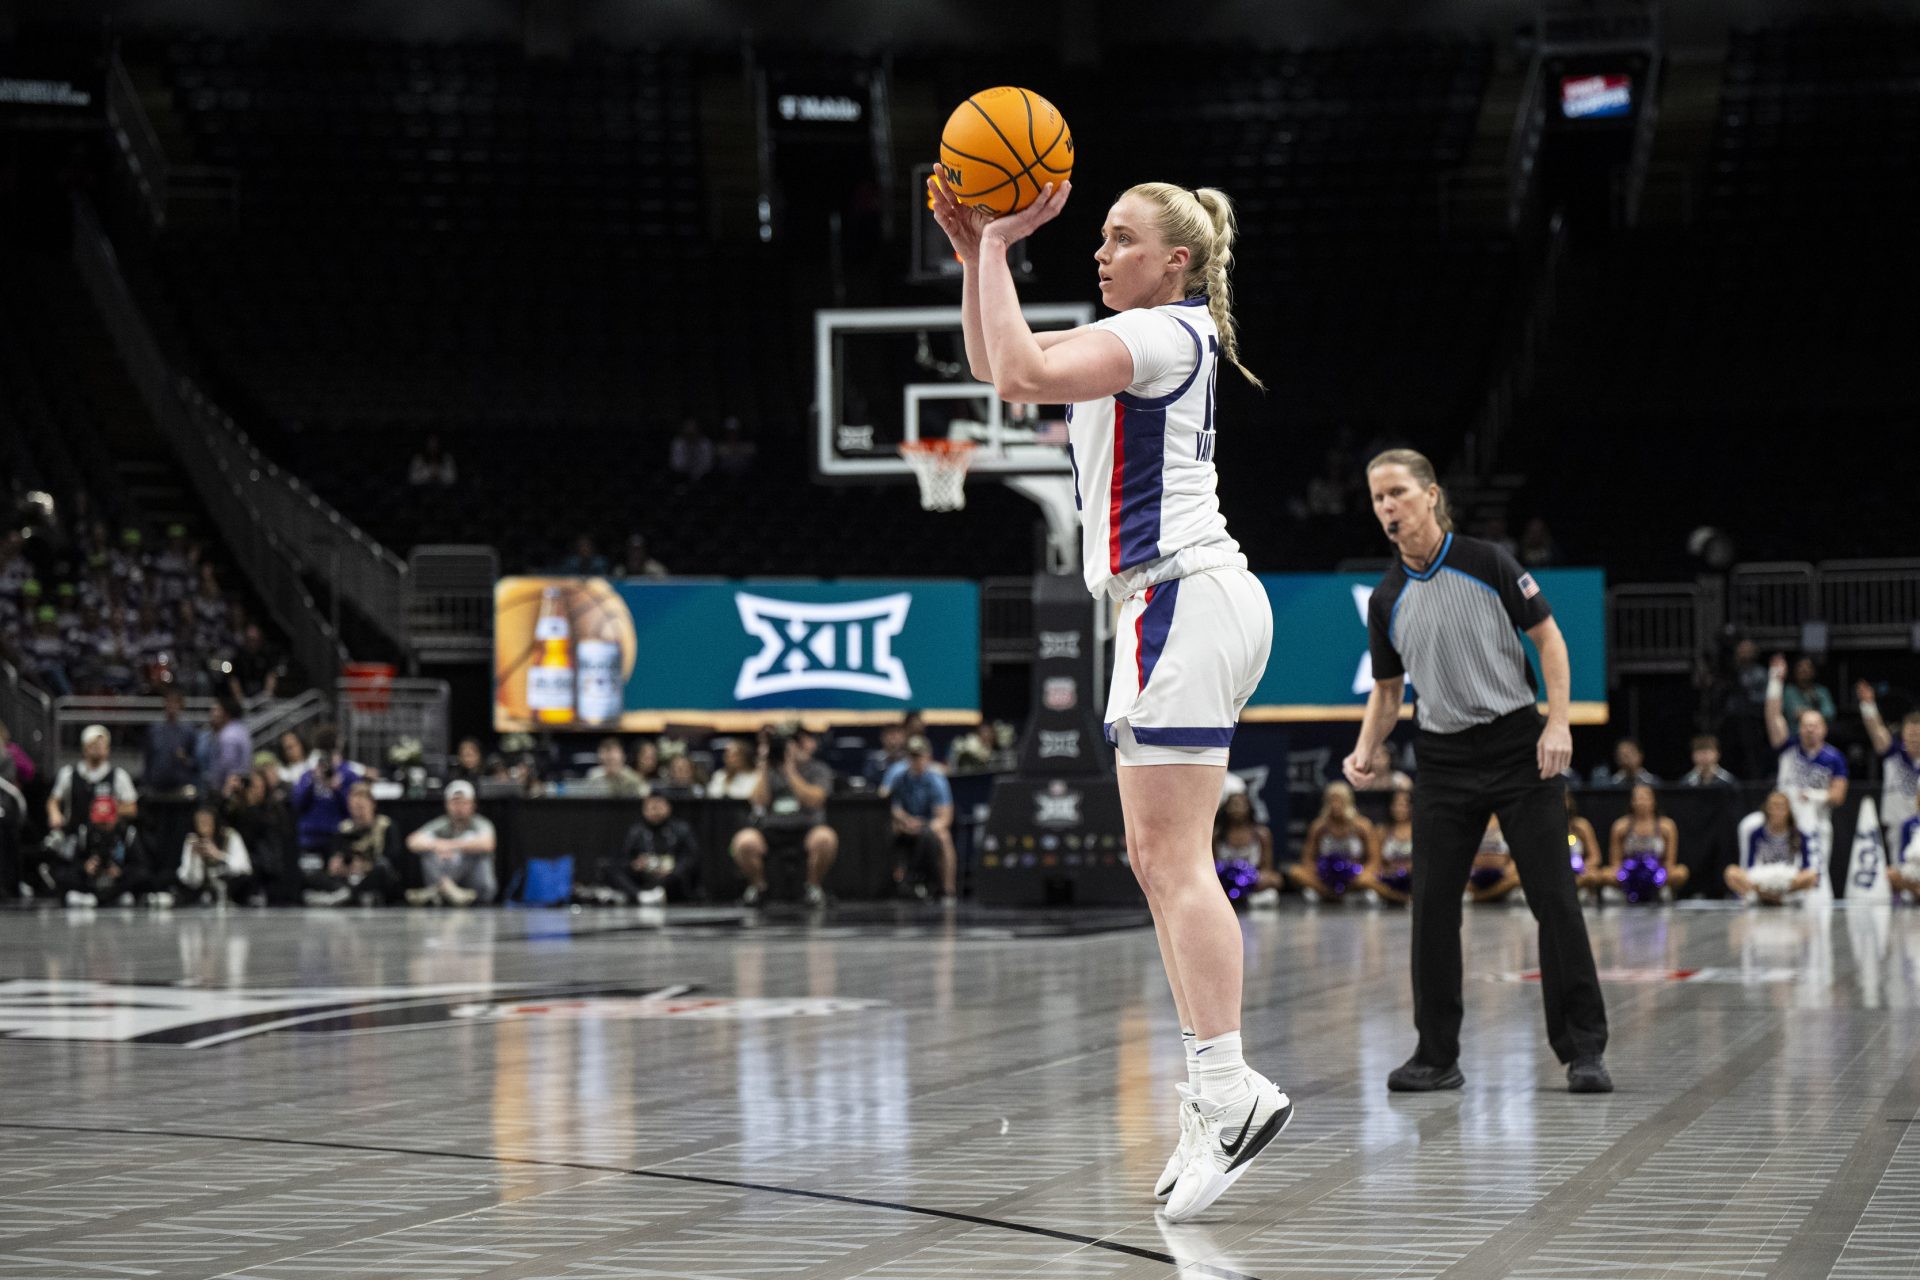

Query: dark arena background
[2,0,1919,1275]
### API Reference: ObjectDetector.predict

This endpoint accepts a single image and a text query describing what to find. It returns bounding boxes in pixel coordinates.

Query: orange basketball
[939,86,1073,216]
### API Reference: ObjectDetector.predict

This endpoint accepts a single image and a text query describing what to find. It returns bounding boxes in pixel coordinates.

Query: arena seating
[128,32,1508,576]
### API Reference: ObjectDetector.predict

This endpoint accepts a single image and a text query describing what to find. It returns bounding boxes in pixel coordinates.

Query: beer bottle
[528,586,575,725]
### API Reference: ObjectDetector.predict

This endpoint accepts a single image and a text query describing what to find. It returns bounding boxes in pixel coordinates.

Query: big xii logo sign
[734,592,914,701]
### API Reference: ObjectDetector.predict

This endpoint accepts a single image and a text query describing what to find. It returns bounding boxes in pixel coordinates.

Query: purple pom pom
[1381,867,1412,896]
[1217,858,1261,908]
[1469,864,1507,891]
[1316,855,1362,896]
[1615,853,1668,904]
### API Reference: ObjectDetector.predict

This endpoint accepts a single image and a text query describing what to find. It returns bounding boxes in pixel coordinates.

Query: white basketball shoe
[1161,1071,1293,1223]
[1153,1084,1204,1201]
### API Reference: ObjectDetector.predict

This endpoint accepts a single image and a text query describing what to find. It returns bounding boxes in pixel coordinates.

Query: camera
[763,729,791,768]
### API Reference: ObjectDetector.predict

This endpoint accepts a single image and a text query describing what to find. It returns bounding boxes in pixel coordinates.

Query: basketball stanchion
[899,438,978,512]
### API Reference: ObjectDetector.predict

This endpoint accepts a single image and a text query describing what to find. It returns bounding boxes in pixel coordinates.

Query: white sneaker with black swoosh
[1153,1084,1203,1201]
[1161,1072,1293,1223]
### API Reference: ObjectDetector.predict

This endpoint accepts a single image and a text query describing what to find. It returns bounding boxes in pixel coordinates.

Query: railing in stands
[0,657,54,776]
[338,675,451,778]
[104,44,237,230]
[70,196,349,693]
[406,546,496,662]
[1726,560,1920,652]
[1728,563,1821,649]
[1607,583,1713,684]
[177,384,413,656]
[45,690,331,774]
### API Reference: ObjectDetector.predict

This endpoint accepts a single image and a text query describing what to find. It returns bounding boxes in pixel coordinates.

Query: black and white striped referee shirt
[1367,533,1552,735]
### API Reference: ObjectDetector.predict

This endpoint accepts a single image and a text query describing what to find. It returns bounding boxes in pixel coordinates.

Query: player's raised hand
[927,165,994,261]
[981,180,1072,250]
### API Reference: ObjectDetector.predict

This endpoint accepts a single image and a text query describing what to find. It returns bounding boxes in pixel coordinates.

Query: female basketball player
[1603,783,1687,901]
[1377,787,1414,904]
[1289,781,1384,902]
[929,170,1287,1222]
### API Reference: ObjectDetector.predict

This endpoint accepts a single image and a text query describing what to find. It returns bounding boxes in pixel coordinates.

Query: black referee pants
[1411,708,1608,1067]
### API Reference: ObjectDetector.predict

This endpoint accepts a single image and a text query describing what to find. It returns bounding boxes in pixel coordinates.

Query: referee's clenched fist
[1346,449,1611,1097]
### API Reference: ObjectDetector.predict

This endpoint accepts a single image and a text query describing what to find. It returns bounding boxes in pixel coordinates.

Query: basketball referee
[1343,449,1612,1094]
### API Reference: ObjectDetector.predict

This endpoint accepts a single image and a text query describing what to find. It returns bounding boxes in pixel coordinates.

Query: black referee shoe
[1387,1057,1465,1092]
[1567,1056,1614,1093]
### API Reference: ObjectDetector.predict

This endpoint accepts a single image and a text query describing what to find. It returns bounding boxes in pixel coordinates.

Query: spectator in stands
[1214,790,1281,906]
[110,528,144,586]
[276,730,313,783]
[170,599,212,693]
[150,524,193,604]
[1727,791,1818,904]
[223,763,297,904]
[707,739,761,800]
[1480,513,1519,560]
[1299,449,1350,519]
[175,802,255,906]
[52,582,80,632]
[1858,681,1920,847]
[656,752,705,800]
[227,624,282,702]
[1602,783,1687,901]
[408,434,458,488]
[0,719,33,788]
[1766,654,1848,835]
[868,722,910,790]
[1680,734,1739,788]
[49,724,138,835]
[669,416,714,484]
[634,738,662,783]
[25,605,70,695]
[730,727,838,908]
[603,793,701,905]
[191,563,226,637]
[305,782,401,907]
[405,781,497,906]
[292,726,362,876]
[1782,656,1836,724]
[143,689,199,794]
[587,736,647,797]
[621,533,668,579]
[0,768,24,902]
[201,696,253,796]
[1601,738,1660,787]
[1518,518,1561,569]
[559,534,608,576]
[883,735,955,902]
[1715,638,1772,778]
[449,736,486,786]
[714,417,757,479]
[0,533,30,597]
[132,602,175,687]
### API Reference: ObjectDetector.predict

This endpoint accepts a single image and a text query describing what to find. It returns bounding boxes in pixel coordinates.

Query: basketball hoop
[900,439,977,512]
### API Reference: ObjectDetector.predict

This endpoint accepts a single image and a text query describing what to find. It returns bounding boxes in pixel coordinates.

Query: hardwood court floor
[3,899,1919,1279]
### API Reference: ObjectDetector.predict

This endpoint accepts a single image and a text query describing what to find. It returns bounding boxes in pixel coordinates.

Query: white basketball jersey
[1066,299,1247,602]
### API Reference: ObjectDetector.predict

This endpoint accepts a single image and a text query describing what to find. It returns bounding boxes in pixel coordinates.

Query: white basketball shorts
[1106,567,1272,767]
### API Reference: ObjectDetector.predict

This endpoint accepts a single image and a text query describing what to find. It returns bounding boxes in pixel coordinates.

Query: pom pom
[1217,858,1261,908]
[1615,853,1669,904]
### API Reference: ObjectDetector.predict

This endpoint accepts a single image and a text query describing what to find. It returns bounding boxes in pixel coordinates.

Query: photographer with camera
[291,725,361,877]
[728,724,838,907]
[175,802,256,906]
[42,725,162,906]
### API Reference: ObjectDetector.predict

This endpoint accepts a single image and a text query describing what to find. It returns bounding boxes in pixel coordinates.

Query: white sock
[1193,1030,1250,1103]
[1181,1029,1201,1091]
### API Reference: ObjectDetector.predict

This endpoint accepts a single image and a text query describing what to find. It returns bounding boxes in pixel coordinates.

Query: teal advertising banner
[1246,568,1608,722]
[495,578,980,731]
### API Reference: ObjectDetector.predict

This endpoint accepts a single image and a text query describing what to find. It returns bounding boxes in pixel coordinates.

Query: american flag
[1518,573,1540,600]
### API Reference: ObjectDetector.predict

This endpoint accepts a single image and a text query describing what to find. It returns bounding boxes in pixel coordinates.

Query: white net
[900,440,977,512]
